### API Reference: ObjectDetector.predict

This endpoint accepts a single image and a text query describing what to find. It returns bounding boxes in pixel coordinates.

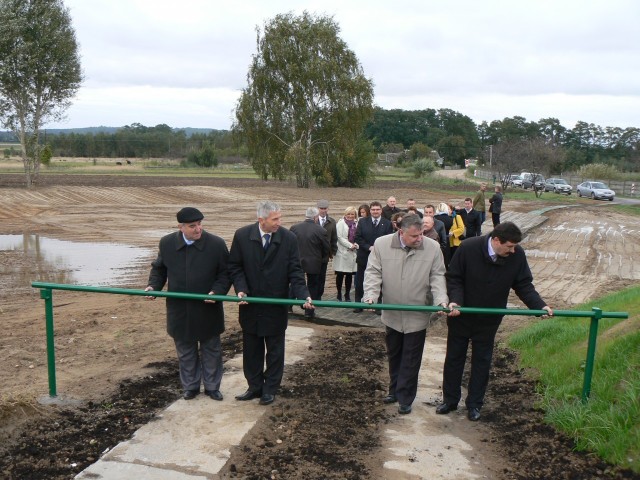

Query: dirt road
[1,174,638,479]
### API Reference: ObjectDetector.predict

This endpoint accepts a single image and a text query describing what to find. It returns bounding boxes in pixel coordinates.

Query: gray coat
[147,230,230,342]
[363,233,448,333]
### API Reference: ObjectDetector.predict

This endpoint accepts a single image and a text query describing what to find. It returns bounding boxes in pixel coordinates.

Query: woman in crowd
[435,202,453,235]
[390,211,406,232]
[448,203,465,261]
[358,204,370,219]
[334,206,359,302]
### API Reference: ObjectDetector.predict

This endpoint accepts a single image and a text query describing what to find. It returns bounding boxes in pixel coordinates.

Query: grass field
[509,286,640,472]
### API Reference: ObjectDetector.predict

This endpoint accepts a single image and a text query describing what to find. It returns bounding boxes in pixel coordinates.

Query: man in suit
[438,222,553,421]
[291,206,330,318]
[145,207,231,401]
[382,196,401,220]
[353,201,392,313]
[458,197,482,238]
[228,201,313,406]
[315,199,337,301]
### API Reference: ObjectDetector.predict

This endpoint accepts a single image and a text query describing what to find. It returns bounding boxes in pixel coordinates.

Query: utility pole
[489,145,493,167]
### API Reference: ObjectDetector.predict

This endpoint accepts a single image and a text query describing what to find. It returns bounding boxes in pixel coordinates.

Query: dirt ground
[0,173,639,479]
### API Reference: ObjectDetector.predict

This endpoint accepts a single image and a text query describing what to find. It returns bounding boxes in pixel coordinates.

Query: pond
[0,234,154,289]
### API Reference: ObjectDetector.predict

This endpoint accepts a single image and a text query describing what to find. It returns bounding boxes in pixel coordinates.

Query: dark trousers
[317,262,328,300]
[174,336,222,392]
[355,262,367,302]
[479,211,486,224]
[442,321,500,409]
[242,331,286,395]
[492,212,501,227]
[385,327,427,406]
[305,272,321,300]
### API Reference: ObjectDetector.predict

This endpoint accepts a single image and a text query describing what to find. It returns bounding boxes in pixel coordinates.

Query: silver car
[544,178,572,195]
[576,181,615,201]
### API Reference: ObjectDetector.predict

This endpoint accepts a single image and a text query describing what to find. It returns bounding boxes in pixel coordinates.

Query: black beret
[176,207,204,223]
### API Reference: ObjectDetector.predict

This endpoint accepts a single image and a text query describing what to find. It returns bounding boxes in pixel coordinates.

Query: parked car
[576,181,615,201]
[521,173,545,191]
[544,178,572,195]
[507,174,523,187]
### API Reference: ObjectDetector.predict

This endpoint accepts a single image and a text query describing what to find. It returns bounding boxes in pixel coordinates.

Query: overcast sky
[49,0,640,131]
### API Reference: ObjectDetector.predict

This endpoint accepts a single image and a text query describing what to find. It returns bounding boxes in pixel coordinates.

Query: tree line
[18,111,637,175]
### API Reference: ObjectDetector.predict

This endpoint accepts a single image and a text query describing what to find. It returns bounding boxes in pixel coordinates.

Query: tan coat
[363,233,448,333]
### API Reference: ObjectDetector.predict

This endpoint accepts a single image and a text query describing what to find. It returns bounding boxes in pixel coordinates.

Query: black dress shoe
[435,403,458,414]
[467,407,481,421]
[398,404,412,414]
[353,308,363,313]
[382,394,397,404]
[235,389,262,401]
[344,295,351,302]
[204,390,223,401]
[259,393,275,405]
[183,390,199,400]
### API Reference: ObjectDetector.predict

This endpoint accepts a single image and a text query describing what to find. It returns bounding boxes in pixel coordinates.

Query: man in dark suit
[458,197,482,238]
[228,200,312,406]
[145,207,231,401]
[315,199,337,301]
[291,206,330,318]
[353,201,392,313]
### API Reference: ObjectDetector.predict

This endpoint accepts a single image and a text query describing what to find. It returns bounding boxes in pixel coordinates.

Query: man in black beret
[145,207,231,401]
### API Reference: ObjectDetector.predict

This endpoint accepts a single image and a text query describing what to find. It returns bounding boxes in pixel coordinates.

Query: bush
[578,163,620,180]
[410,158,437,178]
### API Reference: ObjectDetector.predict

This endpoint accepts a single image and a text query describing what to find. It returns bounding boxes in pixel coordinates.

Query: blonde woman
[334,206,359,301]
[448,203,465,261]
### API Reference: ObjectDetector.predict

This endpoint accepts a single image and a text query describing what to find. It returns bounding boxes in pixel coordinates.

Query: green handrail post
[581,307,602,403]
[39,288,57,398]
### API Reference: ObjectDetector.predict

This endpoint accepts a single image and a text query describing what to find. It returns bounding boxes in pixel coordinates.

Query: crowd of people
[145,186,552,421]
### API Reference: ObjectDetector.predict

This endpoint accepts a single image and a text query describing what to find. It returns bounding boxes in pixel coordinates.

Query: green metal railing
[32,282,628,403]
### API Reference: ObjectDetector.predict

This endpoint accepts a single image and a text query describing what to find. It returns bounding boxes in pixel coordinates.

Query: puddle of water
[0,234,154,288]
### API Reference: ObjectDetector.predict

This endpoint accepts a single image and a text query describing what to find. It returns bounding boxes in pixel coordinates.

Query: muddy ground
[0,173,639,479]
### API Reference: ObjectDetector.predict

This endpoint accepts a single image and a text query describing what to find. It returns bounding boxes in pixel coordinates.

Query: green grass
[509,285,640,472]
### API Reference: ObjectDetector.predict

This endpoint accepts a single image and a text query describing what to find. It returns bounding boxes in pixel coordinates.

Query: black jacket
[148,230,230,342]
[228,223,309,336]
[489,192,503,214]
[446,235,546,327]
[355,216,393,266]
[291,219,330,274]
[458,208,482,237]
[317,215,338,259]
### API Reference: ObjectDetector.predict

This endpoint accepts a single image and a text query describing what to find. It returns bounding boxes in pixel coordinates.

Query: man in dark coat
[424,204,450,264]
[146,207,230,401]
[437,222,553,421]
[315,199,337,301]
[382,196,401,220]
[489,185,503,227]
[228,200,312,406]
[291,206,330,318]
[458,197,482,238]
[353,201,393,313]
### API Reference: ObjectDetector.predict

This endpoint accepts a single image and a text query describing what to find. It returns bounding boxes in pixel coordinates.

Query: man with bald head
[382,196,401,220]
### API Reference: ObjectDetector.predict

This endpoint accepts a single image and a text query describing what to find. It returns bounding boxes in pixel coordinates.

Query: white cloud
[47,0,640,130]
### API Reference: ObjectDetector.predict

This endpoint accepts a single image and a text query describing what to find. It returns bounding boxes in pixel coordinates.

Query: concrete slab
[76,326,313,479]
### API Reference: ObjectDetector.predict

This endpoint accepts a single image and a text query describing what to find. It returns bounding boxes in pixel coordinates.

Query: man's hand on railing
[447,302,461,317]
[237,292,248,305]
[144,286,156,300]
[204,291,217,304]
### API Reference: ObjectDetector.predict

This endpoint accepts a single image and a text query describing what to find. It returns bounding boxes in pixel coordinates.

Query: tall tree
[234,11,374,187]
[0,0,82,187]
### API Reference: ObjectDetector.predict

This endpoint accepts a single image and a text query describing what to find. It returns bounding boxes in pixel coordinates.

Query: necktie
[263,233,271,251]
[404,246,411,253]
[490,254,497,262]
[373,219,378,227]
[320,218,325,227]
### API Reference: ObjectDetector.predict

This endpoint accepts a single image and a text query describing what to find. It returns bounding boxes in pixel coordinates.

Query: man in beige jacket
[363,214,448,414]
